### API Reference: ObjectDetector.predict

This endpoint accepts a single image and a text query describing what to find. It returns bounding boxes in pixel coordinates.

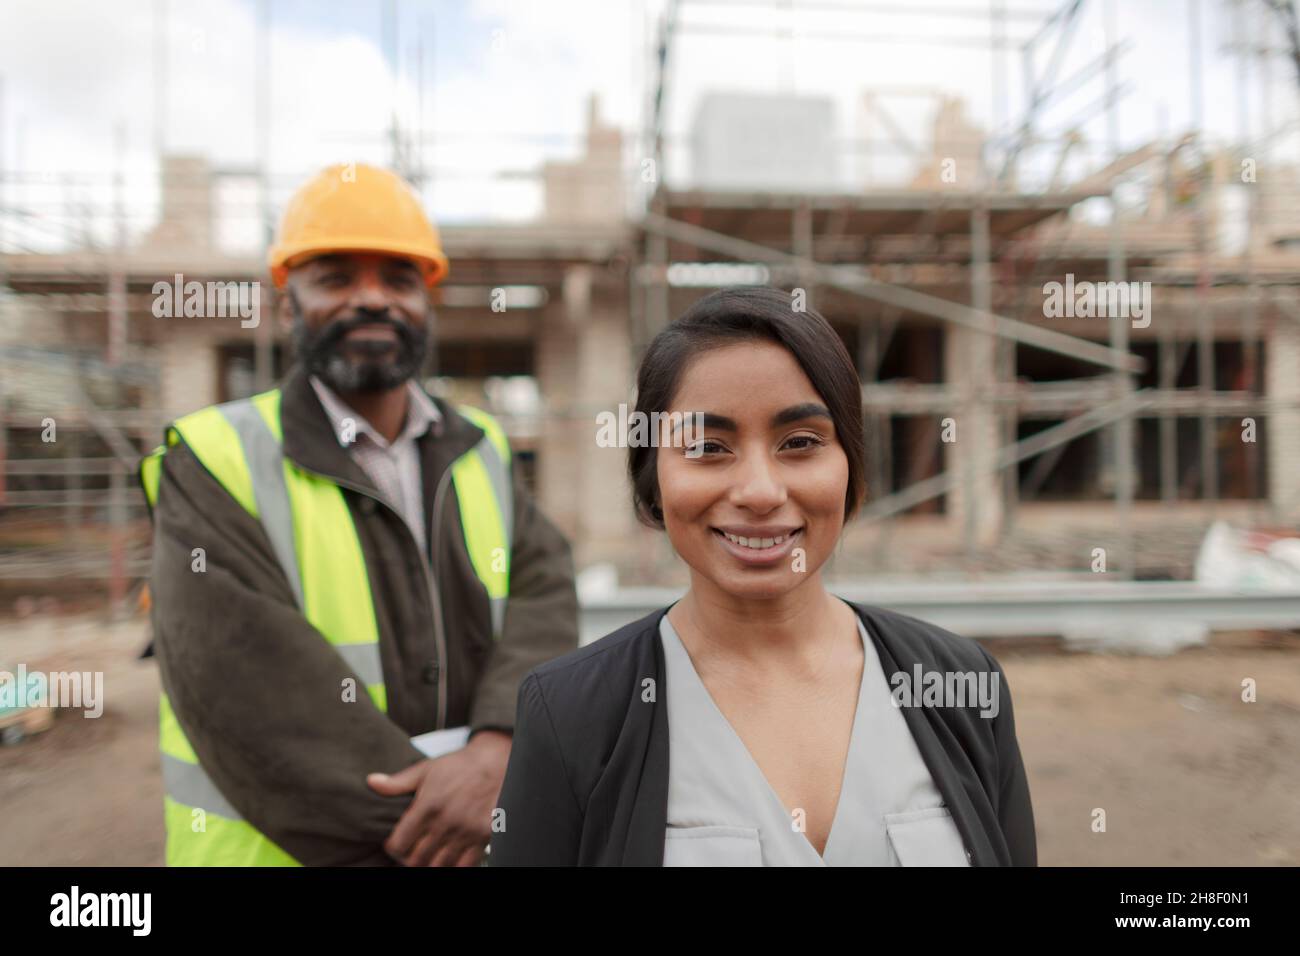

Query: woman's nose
[729,451,787,512]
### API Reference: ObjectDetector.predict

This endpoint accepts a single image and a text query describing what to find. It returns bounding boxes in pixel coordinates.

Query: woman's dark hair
[629,285,866,528]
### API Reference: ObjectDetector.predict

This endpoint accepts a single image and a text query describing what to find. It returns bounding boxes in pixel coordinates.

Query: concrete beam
[641,211,1145,373]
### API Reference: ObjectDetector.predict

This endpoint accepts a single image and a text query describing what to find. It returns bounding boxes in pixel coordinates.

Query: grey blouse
[660,611,972,867]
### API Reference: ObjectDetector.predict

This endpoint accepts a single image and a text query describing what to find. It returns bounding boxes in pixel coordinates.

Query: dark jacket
[489,602,1036,866]
[145,365,578,865]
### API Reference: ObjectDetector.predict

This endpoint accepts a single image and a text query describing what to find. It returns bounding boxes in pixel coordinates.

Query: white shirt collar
[309,375,442,450]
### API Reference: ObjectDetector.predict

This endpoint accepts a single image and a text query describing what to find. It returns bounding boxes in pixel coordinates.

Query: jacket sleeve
[487,673,582,865]
[468,467,579,734]
[148,439,426,866]
[981,648,1038,866]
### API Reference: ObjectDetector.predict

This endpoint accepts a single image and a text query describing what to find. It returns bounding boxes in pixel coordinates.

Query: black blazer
[489,601,1037,866]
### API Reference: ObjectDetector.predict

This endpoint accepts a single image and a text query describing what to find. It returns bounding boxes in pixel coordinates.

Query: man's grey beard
[289,294,431,394]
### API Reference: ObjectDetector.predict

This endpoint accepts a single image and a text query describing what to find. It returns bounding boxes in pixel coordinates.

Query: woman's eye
[783,435,824,451]
[689,440,727,456]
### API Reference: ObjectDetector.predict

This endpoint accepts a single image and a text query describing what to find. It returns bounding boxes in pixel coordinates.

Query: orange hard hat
[267,163,449,288]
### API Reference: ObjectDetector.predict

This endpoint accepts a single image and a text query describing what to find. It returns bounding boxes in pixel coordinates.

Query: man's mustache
[311,313,419,352]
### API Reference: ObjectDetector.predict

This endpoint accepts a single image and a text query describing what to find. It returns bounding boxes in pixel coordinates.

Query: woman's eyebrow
[672,412,735,437]
[668,406,829,437]
[771,403,831,426]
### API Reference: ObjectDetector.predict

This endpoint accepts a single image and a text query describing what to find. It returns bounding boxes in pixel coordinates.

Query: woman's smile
[710,525,803,565]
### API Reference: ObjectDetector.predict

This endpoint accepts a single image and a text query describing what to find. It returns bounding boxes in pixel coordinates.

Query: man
[139,163,578,866]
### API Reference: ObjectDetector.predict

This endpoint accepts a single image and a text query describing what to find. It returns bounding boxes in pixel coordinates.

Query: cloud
[0,0,1288,254]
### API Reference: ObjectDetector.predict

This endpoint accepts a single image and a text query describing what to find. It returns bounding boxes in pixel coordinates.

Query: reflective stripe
[460,405,510,462]
[454,406,514,638]
[250,389,284,442]
[474,429,514,568]
[218,399,304,610]
[172,407,259,517]
[163,797,298,868]
[478,436,512,639]
[161,753,243,821]
[334,641,384,688]
[452,453,507,589]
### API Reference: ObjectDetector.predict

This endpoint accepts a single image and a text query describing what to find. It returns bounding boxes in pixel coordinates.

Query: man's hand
[366,730,511,866]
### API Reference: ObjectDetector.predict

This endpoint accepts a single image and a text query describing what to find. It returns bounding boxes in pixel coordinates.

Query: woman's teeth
[723,531,788,549]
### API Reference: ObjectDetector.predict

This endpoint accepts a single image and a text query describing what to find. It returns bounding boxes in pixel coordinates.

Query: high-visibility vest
[139,388,512,867]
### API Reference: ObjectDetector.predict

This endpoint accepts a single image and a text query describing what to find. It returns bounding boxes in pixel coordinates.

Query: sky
[0,0,1293,253]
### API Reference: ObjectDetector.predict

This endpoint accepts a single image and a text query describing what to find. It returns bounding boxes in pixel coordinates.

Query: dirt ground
[1,612,1297,866]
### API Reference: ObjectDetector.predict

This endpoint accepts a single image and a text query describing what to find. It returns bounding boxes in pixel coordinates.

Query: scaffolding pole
[1105,0,1135,578]
[255,0,274,391]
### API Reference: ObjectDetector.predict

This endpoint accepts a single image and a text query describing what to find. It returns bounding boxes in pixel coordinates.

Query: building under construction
[2,0,1299,608]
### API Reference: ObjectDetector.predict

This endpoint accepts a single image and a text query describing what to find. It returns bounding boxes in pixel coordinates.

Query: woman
[489,286,1036,866]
